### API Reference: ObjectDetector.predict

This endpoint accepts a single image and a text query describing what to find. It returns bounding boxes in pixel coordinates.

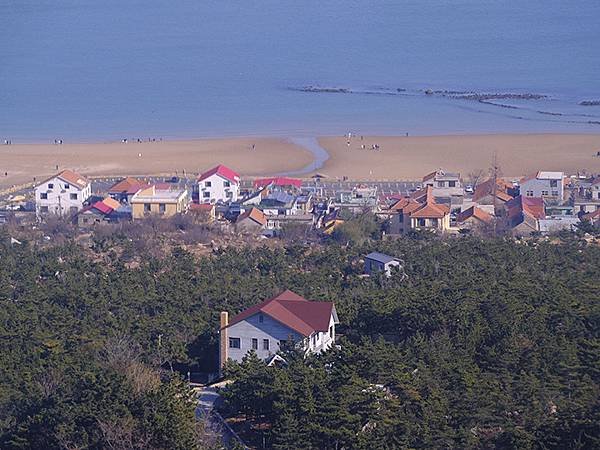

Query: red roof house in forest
[218,290,339,369]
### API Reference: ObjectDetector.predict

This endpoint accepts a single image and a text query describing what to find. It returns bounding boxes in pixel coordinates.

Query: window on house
[329,326,334,337]
[144,204,151,212]
[48,183,54,189]
[526,191,534,197]
[263,339,269,350]
[229,337,240,349]
[252,338,258,350]
[203,192,211,198]
[437,181,445,187]
[418,218,426,226]
[398,214,403,223]
[70,193,77,200]
[40,206,49,213]
[279,339,287,348]
[431,218,438,227]
[82,218,88,224]
[552,191,559,197]
[40,193,48,200]
[226,191,233,198]
[312,334,317,346]
[448,181,456,187]
[64,183,70,189]
[69,206,78,214]
[550,180,558,187]
[205,181,212,187]
[259,314,264,323]
[159,203,166,214]
[224,181,230,187]
[541,190,549,196]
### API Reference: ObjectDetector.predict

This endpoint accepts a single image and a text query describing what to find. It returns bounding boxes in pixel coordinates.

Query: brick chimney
[219,311,229,374]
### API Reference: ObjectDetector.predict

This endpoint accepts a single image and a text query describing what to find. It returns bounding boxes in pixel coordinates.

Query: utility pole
[491,151,499,236]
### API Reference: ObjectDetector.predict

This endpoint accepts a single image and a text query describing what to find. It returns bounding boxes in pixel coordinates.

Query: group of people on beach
[345,132,382,151]
[121,137,163,144]
[3,140,12,145]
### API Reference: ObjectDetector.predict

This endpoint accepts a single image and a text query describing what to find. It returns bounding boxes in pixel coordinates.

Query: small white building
[197,165,240,204]
[219,290,339,370]
[364,252,402,277]
[35,170,92,218]
[520,171,565,203]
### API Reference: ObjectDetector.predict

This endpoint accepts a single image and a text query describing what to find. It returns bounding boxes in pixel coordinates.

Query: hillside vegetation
[0,228,598,449]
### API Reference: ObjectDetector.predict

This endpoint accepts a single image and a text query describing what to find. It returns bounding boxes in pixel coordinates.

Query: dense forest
[0,225,599,449]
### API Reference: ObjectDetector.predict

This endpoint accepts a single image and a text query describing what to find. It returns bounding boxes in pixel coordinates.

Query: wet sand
[317,134,600,179]
[0,138,313,188]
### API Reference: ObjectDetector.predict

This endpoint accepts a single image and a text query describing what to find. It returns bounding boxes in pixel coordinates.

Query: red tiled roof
[254,177,302,189]
[81,197,121,216]
[226,290,335,337]
[506,196,545,221]
[108,177,150,195]
[198,164,240,183]
[457,206,493,224]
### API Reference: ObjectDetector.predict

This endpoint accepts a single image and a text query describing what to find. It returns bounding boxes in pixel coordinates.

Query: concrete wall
[198,174,239,203]
[35,177,91,218]
[131,196,187,219]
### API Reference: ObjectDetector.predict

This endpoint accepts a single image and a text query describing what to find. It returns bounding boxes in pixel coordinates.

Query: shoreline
[1,133,600,189]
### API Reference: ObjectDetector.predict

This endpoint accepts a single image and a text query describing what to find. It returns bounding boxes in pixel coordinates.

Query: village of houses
[2,164,600,370]
[1,163,597,239]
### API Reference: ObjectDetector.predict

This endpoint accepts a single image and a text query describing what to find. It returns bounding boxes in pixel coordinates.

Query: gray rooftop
[365,252,398,264]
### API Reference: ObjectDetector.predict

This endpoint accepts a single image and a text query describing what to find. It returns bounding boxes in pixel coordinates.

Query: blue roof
[365,252,398,264]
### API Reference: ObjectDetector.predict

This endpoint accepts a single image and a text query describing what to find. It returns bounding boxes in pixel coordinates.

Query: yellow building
[130,185,189,219]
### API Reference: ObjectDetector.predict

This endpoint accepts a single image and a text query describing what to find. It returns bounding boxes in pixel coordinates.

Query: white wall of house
[198,174,239,203]
[35,177,91,218]
[307,315,337,353]
[224,313,302,363]
[222,312,336,363]
[521,176,564,202]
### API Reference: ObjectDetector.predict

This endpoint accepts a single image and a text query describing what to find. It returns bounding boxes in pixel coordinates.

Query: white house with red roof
[197,164,240,204]
[35,170,92,218]
[219,290,339,369]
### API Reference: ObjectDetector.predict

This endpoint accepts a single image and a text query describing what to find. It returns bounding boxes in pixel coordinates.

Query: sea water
[1,0,599,141]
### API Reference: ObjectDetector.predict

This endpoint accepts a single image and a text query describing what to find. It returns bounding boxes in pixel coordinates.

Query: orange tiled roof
[410,202,449,219]
[237,207,266,226]
[108,177,150,195]
[472,178,513,203]
[457,206,493,224]
[41,170,89,189]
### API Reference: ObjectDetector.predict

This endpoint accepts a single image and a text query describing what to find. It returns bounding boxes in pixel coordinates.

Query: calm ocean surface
[1,0,600,142]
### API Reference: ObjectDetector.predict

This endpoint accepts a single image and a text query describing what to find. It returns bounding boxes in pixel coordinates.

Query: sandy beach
[0,138,313,189]
[1,134,600,190]
[317,134,600,180]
